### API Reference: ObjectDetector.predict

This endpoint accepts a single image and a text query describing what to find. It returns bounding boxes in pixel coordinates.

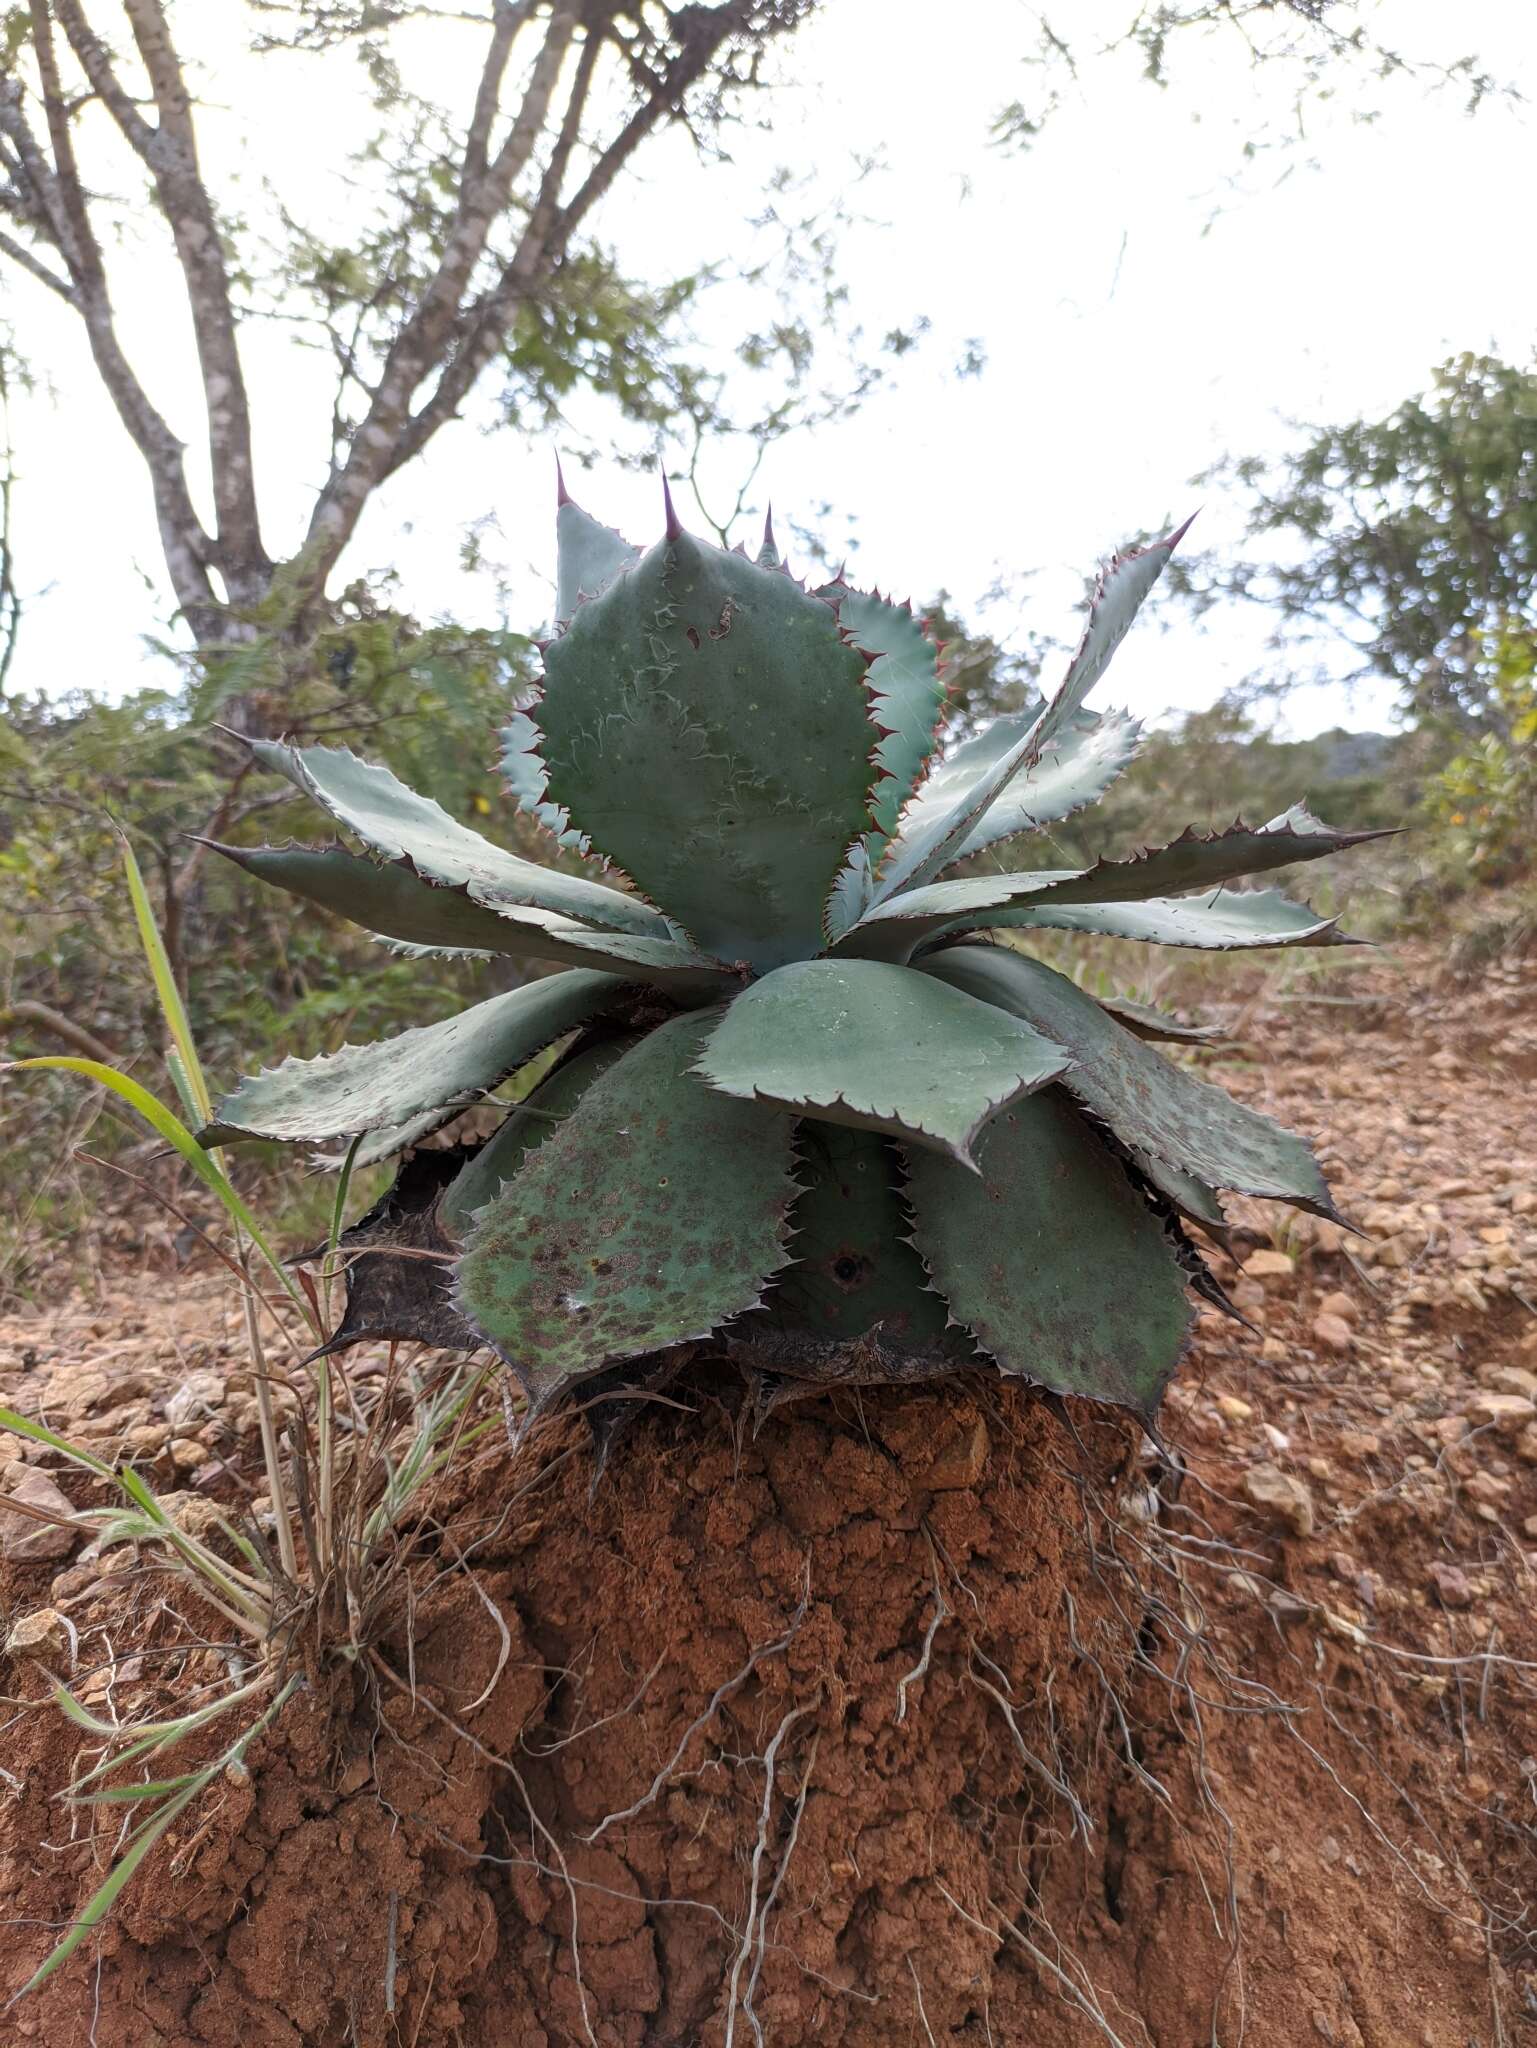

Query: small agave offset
[203,478,1387,1428]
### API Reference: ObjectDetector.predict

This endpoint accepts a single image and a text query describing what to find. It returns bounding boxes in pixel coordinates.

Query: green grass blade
[71,1774,204,1804]
[17,1778,206,1993]
[120,836,211,1126]
[0,1406,114,1480]
[2,1058,314,1329]
[165,1045,202,1125]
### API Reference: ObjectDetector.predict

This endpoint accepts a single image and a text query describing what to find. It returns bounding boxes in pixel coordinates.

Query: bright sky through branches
[7,0,1535,735]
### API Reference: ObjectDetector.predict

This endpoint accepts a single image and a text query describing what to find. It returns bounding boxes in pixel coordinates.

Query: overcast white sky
[5,0,1535,735]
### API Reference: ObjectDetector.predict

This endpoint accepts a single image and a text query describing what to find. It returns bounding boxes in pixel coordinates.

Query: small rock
[1522,1514,1537,1540]
[123,1423,169,1459]
[1462,1470,1510,1507]
[1260,1422,1291,1454]
[1232,1279,1267,1311]
[1427,1562,1474,1609]
[1244,1250,1295,1281]
[5,1606,74,1663]
[1517,1426,1537,1467]
[1242,1461,1315,1538]
[1485,1366,1537,1400]
[1337,1430,1380,1461]
[165,1371,225,1430]
[1312,1221,1347,1255]
[1216,1395,1254,1422]
[1312,1312,1354,1354]
[1,1461,79,1563]
[1466,1392,1536,1435]
[1260,1337,1288,1364]
[926,1414,990,1492]
[1316,1290,1358,1323]
[158,1491,230,1545]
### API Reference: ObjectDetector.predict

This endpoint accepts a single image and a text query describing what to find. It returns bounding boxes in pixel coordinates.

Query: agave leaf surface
[885,708,1140,874]
[696,956,1070,1168]
[204,970,626,1145]
[905,1088,1193,1415]
[922,946,1338,1214]
[1023,523,1189,769]
[499,709,588,850]
[556,489,640,620]
[1094,995,1221,1044]
[251,739,665,936]
[438,1038,631,1239]
[991,888,1346,951]
[209,842,732,993]
[537,532,876,969]
[765,1125,951,1350]
[1132,1150,1229,1231]
[456,1013,799,1404]
[836,590,946,841]
[840,809,1379,961]
[1033,808,1393,906]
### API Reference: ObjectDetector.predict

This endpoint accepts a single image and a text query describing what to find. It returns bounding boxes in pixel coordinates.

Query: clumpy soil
[3,945,1535,2045]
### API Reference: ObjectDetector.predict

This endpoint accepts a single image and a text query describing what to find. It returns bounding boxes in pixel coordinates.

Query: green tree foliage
[1423,624,1537,883]
[1182,354,1537,737]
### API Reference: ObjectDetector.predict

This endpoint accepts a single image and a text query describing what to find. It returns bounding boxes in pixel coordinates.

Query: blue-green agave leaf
[455,1013,799,1405]
[535,527,877,969]
[839,809,1384,961]
[1132,1150,1229,1231]
[205,842,733,993]
[824,838,875,942]
[439,1038,632,1240]
[250,739,665,937]
[836,590,946,842]
[499,709,588,851]
[695,957,1070,1169]
[993,888,1347,950]
[556,481,641,622]
[922,946,1339,1215]
[766,1125,953,1352]
[886,707,1142,876]
[203,970,626,1146]
[1095,995,1221,1044]
[905,1089,1193,1417]
[1022,519,1191,770]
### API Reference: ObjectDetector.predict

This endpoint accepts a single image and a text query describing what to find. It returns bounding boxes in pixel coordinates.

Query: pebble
[1466,1392,1536,1435]
[1316,1290,1358,1323]
[1426,1562,1474,1609]
[1244,1250,1295,1281]
[4,1605,73,1663]
[0,1460,78,1563]
[1312,1312,1354,1354]
[1242,1461,1315,1538]
[1216,1395,1254,1422]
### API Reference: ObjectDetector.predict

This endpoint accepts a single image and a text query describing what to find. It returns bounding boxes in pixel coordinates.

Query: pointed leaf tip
[555,454,571,508]
[1162,509,1198,552]
[661,473,684,542]
[763,503,775,550]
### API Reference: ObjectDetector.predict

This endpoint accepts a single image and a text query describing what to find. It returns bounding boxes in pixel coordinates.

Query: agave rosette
[204,480,1385,1422]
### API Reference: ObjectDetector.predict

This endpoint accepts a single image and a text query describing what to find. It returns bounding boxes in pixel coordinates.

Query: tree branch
[19,2,219,630]
[107,0,268,590]
[0,224,75,300]
[388,8,736,475]
[302,1,581,576]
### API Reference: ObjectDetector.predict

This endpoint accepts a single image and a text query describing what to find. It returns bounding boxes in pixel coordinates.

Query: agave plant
[203,479,1384,1428]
